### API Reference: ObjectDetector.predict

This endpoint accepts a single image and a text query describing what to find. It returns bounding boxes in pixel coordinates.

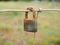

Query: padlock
[24,7,37,32]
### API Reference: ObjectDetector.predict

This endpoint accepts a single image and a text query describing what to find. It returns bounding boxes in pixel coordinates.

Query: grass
[0,1,60,45]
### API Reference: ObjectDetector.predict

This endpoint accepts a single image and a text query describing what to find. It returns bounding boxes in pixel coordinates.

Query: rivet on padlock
[24,7,37,32]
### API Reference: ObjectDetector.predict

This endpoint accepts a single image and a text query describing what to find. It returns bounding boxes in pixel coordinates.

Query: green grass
[0,2,60,45]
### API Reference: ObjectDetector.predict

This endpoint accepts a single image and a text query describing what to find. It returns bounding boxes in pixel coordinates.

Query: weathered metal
[24,7,37,32]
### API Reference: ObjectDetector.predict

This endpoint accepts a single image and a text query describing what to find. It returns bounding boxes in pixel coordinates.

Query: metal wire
[0,9,30,12]
[0,8,60,12]
[33,32,36,45]
[39,8,60,12]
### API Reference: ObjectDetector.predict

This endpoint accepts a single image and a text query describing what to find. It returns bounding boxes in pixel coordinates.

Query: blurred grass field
[0,1,60,45]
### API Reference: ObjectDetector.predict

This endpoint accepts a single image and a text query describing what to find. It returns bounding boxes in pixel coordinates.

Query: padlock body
[24,19,37,32]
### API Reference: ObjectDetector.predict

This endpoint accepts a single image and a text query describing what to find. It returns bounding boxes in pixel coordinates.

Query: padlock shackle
[25,7,36,19]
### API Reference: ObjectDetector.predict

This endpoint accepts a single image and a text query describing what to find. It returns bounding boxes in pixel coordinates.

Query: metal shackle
[25,7,36,19]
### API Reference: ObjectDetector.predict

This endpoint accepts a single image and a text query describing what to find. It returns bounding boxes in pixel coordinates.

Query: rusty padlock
[24,7,37,32]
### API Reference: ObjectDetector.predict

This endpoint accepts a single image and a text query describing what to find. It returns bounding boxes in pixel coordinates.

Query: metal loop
[25,7,36,19]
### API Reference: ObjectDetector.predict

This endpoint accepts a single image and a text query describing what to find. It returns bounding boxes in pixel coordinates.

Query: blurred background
[0,0,60,45]
[0,0,60,2]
